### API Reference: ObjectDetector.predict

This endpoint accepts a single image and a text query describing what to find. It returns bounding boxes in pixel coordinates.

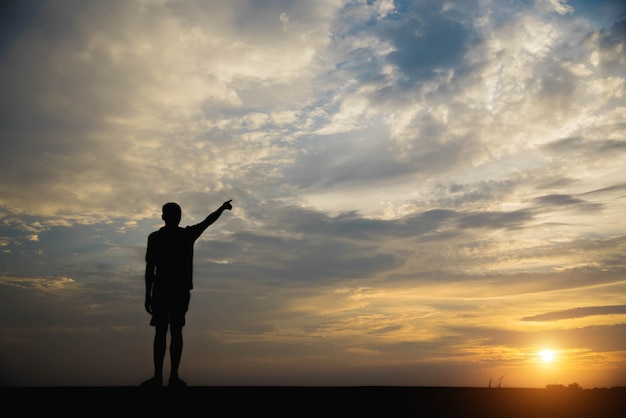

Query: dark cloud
[403,209,456,235]
[533,193,603,211]
[285,130,416,190]
[543,137,626,156]
[236,205,456,243]
[536,177,578,190]
[370,324,404,334]
[449,323,626,355]
[600,18,626,46]
[195,205,419,285]
[382,1,479,81]
[536,195,571,206]
[196,232,402,286]
[597,18,626,75]
[521,305,626,322]
[432,178,521,208]
[580,183,626,197]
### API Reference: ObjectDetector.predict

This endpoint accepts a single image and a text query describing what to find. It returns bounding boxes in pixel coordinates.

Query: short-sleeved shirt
[146,223,208,327]
[146,223,207,290]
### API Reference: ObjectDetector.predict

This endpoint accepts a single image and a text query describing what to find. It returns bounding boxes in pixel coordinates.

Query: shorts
[149,286,191,328]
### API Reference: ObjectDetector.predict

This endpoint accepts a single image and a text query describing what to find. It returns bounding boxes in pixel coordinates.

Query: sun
[539,349,556,363]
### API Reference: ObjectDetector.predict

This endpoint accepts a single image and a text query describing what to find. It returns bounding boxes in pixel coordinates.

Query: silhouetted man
[141,199,233,387]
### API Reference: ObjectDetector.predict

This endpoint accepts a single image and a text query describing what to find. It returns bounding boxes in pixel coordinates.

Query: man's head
[162,202,182,226]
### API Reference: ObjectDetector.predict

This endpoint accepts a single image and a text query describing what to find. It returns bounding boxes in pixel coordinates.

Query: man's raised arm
[197,199,233,232]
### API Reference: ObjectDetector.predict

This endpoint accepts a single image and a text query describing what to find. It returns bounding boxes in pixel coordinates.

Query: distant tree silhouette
[546,382,584,390]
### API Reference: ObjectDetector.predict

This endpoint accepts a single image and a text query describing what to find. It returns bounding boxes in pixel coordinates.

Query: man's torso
[147,226,197,290]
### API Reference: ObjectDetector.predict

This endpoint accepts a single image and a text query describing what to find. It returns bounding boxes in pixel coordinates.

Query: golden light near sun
[539,349,556,363]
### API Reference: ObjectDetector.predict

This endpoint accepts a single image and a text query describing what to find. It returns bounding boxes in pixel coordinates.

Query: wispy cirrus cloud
[522,305,626,321]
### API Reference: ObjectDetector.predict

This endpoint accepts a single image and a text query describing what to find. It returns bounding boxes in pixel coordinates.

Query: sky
[0,0,625,389]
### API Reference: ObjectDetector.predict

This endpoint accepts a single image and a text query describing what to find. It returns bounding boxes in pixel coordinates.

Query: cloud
[543,137,626,157]
[1,0,626,388]
[533,193,603,211]
[595,18,626,74]
[521,305,626,321]
[0,0,338,223]
[382,1,479,81]
[456,209,534,230]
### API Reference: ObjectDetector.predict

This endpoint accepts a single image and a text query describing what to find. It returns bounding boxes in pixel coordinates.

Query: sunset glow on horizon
[1,0,625,389]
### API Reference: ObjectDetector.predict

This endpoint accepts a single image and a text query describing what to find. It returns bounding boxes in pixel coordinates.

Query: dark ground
[4,386,625,417]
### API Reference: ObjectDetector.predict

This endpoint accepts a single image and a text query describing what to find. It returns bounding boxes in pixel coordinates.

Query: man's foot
[140,377,163,387]
[168,376,187,387]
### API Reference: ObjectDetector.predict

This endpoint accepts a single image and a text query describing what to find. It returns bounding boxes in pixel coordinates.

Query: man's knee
[155,323,169,335]
[170,324,183,336]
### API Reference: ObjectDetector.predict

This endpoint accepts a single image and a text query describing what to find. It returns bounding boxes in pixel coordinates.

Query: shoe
[140,377,163,387]
[168,376,187,387]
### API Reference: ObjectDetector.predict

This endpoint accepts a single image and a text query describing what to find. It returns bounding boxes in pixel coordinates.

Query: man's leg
[168,324,186,386]
[168,290,189,387]
[141,323,167,387]
[153,324,168,381]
